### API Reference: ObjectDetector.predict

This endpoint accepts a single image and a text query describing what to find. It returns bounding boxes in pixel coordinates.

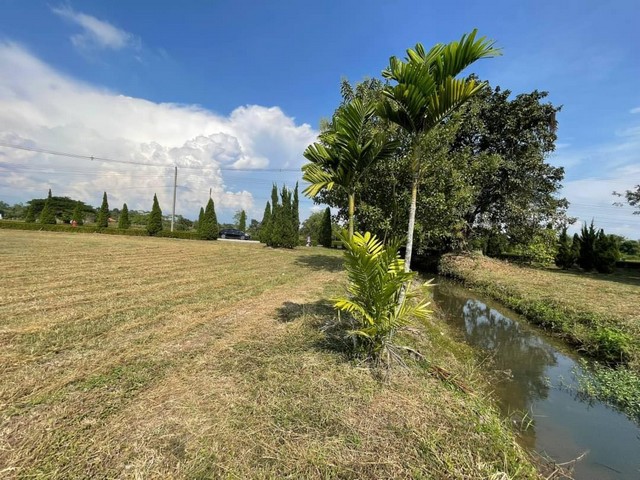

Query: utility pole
[171,165,177,232]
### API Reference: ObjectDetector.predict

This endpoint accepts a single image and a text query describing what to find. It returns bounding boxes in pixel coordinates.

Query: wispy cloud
[51,5,138,51]
[631,107,640,114]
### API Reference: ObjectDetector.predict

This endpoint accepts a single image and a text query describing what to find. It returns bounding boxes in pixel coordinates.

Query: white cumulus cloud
[0,42,317,219]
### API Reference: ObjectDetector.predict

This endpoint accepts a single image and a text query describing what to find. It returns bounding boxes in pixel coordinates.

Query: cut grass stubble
[0,231,536,478]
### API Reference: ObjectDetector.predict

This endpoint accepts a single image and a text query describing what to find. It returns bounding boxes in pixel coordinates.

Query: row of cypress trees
[23,189,159,235]
[555,220,620,273]
[259,183,299,248]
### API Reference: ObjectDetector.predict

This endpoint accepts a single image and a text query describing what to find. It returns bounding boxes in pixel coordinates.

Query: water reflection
[432,280,640,480]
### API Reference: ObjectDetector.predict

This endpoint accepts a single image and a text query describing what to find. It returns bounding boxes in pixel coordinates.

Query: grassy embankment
[439,253,640,420]
[0,230,538,479]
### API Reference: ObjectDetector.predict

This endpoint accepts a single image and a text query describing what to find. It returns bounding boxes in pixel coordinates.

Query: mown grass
[439,253,640,422]
[0,230,537,478]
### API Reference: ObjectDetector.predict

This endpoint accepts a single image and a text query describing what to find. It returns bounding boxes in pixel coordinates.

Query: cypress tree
[292,182,300,246]
[280,185,296,248]
[578,220,597,271]
[259,201,272,244]
[201,198,219,240]
[39,189,56,224]
[24,204,35,223]
[594,229,619,274]
[571,233,581,262]
[267,184,280,247]
[555,227,575,269]
[118,203,130,229]
[71,202,84,225]
[96,192,109,228]
[147,194,163,235]
[319,207,333,248]
[197,207,205,236]
[238,210,247,232]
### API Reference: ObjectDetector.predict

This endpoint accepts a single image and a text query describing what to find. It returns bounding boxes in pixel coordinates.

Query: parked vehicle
[219,229,251,240]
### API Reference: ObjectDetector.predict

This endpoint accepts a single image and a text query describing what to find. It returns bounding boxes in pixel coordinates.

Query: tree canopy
[315,78,568,257]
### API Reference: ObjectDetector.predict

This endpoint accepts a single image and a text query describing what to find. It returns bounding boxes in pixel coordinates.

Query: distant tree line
[555,220,623,274]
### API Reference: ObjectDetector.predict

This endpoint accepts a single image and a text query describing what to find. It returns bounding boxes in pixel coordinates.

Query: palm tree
[379,29,500,271]
[302,98,397,239]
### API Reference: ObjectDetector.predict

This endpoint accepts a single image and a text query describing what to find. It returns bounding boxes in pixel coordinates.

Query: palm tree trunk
[348,192,355,239]
[404,171,419,272]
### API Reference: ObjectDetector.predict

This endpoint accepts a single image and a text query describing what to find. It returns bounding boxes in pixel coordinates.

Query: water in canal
[431,278,640,479]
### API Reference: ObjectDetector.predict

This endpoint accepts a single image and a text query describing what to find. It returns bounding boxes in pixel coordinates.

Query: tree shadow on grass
[294,254,343,273]
[544,266,640,288]
[276,299,353,357]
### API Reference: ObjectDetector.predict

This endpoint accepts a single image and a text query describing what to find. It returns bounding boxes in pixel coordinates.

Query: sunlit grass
[0,231,536,478]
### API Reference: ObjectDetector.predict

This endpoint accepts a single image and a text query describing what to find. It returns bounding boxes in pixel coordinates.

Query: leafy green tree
[511,227,557,265]
[39,189,56,224]
[334,231,431,363]
[578,220,597,271]
[594,230,620,274]
[555,228,575,269]
[27,195,94,221]
[24,204,35,223]
[71,202,84,225]
[319,207,333,248]
[246,218,260,238]
[96,192,109,228]
[379,29,500,270]
[303,98,397,239]
[234,209,247,232]
[147,194,163,235]
[200,198,218,240]
[319,79,567,257]
[619,238,639,257]
[614,185,640,214]
[300,210,326,246]
[118,203,130,229]
[259,201,272,244]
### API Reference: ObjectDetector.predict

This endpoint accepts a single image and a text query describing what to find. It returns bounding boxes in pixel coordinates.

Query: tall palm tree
[302,98,397,239]
[379,29,500,271]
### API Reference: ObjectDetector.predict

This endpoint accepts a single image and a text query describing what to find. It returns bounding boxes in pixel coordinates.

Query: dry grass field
[0,230,536,479]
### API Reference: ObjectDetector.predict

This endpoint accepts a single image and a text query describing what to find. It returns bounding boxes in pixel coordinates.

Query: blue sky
[0,0,638,236]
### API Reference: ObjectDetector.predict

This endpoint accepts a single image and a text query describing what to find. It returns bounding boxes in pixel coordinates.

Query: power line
[0,142,302,172]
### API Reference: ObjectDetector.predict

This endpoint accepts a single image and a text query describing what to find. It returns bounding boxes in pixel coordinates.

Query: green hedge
[0,221,200,240]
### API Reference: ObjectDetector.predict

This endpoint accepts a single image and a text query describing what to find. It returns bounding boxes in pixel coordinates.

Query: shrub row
[0,221,199,240]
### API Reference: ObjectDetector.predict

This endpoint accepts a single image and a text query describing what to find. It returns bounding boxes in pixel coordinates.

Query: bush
[71,202,85,226]
[334,231,432,364]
